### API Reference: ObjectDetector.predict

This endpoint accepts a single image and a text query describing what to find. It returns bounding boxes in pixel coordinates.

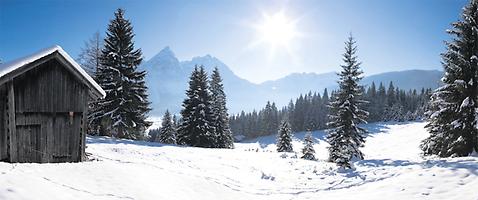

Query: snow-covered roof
[0,45,106,98]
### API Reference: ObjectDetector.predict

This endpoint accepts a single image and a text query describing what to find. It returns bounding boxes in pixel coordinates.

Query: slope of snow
[0,122,477,200]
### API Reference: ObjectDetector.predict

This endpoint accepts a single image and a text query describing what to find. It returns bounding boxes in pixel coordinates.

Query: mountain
[141,47,262,115]
[141,47,188,116]
[362,70,443,90]
[258,72,338,107]
[142,47,443,116]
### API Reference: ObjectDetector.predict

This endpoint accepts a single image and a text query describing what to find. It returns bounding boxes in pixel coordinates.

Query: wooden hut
[0,45,105,163]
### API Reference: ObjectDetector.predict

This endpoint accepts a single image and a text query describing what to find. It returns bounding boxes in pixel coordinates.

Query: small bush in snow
[301,133,316,161]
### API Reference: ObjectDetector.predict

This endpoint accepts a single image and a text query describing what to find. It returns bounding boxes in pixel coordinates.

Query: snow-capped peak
[150,46,177,62]
[142,46,180,71]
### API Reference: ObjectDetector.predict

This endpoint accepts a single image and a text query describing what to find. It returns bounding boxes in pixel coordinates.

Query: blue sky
[0,0,467,83]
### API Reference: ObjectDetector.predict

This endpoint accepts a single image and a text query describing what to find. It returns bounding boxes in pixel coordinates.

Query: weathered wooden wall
[14,59,87,113]
[7,58,89,163]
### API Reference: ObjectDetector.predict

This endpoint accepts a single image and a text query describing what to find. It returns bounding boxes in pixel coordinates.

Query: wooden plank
[16,114,24,163]
[53,113,60,162]
[68,113,74,161]
[57,114,65,162]
[35,123,41,162]
[16,126,23,163]
[25,115,31,162]
[72,113,81,161]
[40,114,47,163]
[0,87,7,160]
[24,126,30,163]
[45,114,54,162]
[64,113,69,161]
[80,92,88,162]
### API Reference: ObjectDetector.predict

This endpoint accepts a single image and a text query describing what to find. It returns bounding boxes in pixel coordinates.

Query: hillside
[362,70,443,90]
[1,122,476,200]
[142,47,443,115]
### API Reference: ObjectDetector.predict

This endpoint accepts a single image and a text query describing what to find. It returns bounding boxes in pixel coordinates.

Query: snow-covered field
[0,122,477,200]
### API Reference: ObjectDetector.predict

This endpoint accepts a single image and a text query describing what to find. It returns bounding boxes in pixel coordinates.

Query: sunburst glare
[249,11,302,58]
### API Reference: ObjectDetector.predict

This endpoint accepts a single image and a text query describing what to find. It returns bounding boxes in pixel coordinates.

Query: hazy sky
[0,0,467,83]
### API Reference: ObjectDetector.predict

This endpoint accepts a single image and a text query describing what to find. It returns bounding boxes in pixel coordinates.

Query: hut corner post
[7,82,17,162]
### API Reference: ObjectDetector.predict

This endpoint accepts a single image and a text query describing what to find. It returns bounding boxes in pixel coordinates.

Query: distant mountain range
[141,47,443,116]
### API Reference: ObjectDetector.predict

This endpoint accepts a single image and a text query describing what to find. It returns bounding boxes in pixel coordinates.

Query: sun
[257,12,298,47]
[246,10,302,59]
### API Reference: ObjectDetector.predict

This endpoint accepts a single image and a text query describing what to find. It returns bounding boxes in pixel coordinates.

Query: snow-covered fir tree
[326,35,369,168]
[421,0,478,157]
[77,31,103,78]
[210,67,234,148]
[277,120,293,152]
[301,132,316,161]
[177,66,216,148]
[157,110,177,144]
[89,8,151,139]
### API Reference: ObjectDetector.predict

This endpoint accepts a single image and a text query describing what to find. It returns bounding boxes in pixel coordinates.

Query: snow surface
[0,45,106,98]
[0,122,477,200]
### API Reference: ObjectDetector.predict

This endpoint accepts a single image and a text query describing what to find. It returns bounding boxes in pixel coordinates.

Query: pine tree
[387,81,396,107]
[326,35,368,168]
[210,67,234,148]
[177,66,216,148]
[157,110,176,144]
[421,0,478,157]
[319,88,330,129]
[301,133,316,160]
[90,8,152,139]
[277,120,293,152]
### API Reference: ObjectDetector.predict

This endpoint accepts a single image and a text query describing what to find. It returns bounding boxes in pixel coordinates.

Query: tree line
[230,82,431,140]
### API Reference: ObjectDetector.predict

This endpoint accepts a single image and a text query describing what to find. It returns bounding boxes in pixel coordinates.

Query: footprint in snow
[261,172,275,181]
